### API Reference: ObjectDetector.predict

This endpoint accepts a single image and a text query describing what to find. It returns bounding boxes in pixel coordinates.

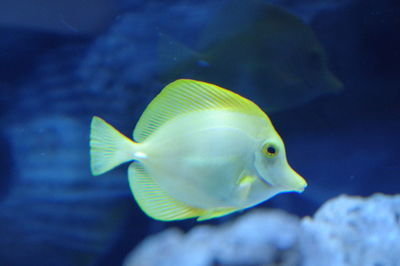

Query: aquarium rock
[123,210,301,266]
[124,193,400,266]
[300,193,400,266]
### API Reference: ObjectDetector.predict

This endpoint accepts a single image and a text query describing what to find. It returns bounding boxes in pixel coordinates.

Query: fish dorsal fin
[128,162,204,221]
[133,79,268,142]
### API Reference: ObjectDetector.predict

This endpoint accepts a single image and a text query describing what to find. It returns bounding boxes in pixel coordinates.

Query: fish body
[90,79,306,221]
[140,110,269,209]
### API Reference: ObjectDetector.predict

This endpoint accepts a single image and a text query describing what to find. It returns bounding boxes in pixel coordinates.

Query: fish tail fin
[90,116,137,176]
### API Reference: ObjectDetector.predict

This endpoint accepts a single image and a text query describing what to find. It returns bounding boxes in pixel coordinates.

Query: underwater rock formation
[301,194,400,266]
[123,193,400,266]
[123,209,301,266]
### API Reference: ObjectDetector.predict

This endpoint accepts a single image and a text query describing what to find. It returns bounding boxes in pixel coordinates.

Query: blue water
[0,0,399,265]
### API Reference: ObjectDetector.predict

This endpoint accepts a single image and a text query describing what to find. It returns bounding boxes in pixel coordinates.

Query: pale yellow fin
[237,174,256,202]
[133,79,269,141]
[197,207,237,221]
[90,116,136,176]
[128,162,204,221]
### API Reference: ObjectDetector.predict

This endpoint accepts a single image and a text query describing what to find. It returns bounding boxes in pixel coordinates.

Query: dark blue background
[0,0,399,265]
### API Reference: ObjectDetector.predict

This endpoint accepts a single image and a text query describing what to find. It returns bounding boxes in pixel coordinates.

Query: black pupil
[267,146,276,154]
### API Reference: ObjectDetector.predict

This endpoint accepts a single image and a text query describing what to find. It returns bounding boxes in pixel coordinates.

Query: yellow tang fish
[90,79,307,221]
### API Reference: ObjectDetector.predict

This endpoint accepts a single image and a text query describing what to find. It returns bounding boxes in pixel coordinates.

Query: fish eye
[262,143,279,158]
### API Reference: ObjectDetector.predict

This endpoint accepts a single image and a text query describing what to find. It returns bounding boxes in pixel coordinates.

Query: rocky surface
[124,209,301,266]
[124,194,400,266]
[301,194,400,266]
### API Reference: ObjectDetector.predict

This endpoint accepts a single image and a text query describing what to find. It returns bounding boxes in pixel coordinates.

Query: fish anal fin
[197,207,237,221]
[128,162,204,221]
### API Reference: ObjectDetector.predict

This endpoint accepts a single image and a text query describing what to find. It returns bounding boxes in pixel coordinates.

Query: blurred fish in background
[159,0,343,112]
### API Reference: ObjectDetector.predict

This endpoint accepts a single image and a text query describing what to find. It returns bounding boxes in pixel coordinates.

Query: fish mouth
[293,183,307,193]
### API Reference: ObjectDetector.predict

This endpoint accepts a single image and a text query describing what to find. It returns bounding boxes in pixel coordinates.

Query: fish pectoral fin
[197,207,237,221]
[196,174,256,221]
[237,174,256,202]
[128,162,204,221]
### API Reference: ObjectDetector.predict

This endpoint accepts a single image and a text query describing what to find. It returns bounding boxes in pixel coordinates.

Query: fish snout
[283,166,307,193]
